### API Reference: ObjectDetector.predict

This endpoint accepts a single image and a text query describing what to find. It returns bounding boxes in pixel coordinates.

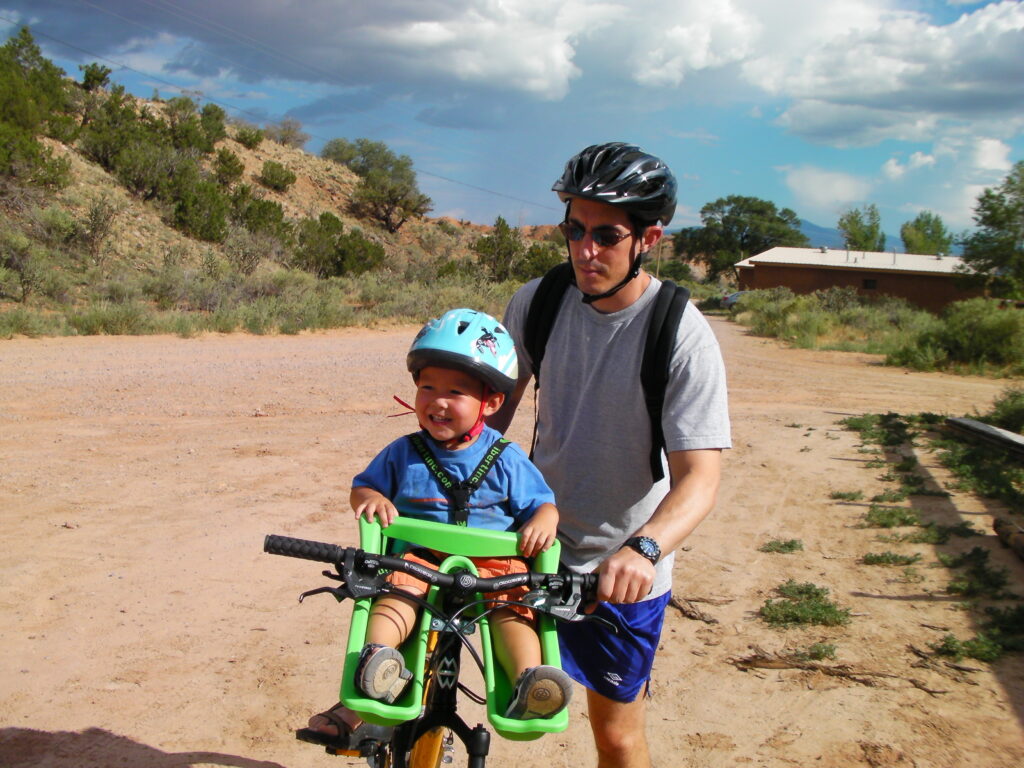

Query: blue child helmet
[407,309,519,394]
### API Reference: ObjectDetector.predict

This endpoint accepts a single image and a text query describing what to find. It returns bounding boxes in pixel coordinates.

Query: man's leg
[586,687,650,768]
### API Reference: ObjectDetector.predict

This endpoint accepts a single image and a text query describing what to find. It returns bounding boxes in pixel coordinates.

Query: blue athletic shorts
[557,591,672,703]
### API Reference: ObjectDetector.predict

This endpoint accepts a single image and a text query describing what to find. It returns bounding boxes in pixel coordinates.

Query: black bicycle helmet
[552,142,677,304]
[552,142,677,227]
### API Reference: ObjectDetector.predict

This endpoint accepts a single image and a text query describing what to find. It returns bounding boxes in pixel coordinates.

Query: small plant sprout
[861,551,922,566]
[759,539,804,554]
[830,490,864,501]
[759,580,851,627]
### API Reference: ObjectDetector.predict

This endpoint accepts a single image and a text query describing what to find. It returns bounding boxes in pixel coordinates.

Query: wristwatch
[622,536,660,565]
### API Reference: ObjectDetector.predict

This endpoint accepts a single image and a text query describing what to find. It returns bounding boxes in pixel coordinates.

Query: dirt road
[1,318,1022,767]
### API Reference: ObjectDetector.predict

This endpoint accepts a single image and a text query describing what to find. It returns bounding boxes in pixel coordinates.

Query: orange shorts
[388,549,533,620]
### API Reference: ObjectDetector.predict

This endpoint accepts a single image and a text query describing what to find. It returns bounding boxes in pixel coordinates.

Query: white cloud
[972,138,1012,171]
[883,158,906,180]
[667,128,720,144]
[781,165,872,218]
[882,150,936,180]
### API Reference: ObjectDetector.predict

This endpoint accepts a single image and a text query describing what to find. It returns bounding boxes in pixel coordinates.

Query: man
[489,142,731,768]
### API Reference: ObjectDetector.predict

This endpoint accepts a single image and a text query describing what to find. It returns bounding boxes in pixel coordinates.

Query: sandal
[356,643,412,703]
[504,665,573,720]
[296,702,392,750]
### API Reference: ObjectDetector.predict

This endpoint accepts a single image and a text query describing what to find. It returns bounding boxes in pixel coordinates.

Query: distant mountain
[799,219,905,252]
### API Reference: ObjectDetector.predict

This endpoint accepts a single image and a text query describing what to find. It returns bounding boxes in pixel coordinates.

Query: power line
[0,12,559,215]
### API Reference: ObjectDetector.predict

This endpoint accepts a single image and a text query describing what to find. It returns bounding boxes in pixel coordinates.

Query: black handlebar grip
[580,573,600,600]
[264,534,345,564]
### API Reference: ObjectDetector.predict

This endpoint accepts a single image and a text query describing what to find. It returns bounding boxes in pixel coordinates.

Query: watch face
[627,536,659,563]
[638,538,658,558]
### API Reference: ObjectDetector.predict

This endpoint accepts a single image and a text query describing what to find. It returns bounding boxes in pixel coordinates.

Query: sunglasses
[559,221,634,248]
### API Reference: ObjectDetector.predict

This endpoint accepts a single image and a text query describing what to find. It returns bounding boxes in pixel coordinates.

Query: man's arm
[487,368,531,434]
[596,448,722,604]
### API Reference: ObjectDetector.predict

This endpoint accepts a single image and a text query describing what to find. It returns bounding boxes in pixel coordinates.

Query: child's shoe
[504,665,573,720]
[355,643,412,703]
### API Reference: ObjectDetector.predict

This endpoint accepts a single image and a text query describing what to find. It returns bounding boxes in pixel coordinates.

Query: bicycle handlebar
[264,533,599,616]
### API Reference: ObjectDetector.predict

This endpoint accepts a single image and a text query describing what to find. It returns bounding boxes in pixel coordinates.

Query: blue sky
[3,0,1022,238]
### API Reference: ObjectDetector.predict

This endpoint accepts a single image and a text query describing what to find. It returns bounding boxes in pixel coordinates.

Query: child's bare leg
[489,607,541,681]
[366,590,423,648]
[307,588,425,737]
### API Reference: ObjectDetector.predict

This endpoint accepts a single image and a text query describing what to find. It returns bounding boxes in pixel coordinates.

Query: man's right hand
[595,546,655,604]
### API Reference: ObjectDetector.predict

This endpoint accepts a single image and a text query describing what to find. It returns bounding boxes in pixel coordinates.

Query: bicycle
[264,517,604,768]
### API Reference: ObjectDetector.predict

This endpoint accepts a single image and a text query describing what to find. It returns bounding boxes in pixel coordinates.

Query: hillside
[35,115,490,277]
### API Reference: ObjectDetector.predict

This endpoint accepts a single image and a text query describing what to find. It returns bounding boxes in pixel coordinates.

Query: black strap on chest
[523,262,690,482]
[407,432,511,526]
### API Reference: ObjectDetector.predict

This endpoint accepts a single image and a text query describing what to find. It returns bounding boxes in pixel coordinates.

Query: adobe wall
[736,264,982,313]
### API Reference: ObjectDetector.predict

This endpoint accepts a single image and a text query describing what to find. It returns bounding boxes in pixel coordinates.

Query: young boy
[304,308,571,745]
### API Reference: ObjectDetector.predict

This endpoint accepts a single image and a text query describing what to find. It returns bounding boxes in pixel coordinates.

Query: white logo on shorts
[603,672,622,686]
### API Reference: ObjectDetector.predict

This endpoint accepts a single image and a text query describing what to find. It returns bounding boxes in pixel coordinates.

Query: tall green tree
[838,204,886,251]
[959,161,1024,298]
[474,216,524,282]
[673,195,808,280]
[900,211,953,255]
[323,138,432,233]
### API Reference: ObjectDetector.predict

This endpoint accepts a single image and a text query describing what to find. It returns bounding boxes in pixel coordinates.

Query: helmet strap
[447,384,490,449]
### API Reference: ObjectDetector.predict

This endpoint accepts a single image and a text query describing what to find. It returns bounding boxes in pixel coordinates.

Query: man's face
[564,197,641,297]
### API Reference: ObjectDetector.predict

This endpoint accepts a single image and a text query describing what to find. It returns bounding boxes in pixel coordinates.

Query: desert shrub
[239,198,290,240]
[213,147,245,187]
[982,386,1024,433]
[114,140,178,201]
[890,298,1024,373]
[34,205,80,245]
[263,118,308,149]
[78,195,121,265]
[0,122,70,187]
[759,539,803,554]
[0,306,63,337]
[66,300,150,335]
[224,227,279,276]
[257,160,296,191]
[235,125,263,149]
[759,580,851,627]
[931,633,1003,663]
[863,504,920,528]
[173,175,229,242]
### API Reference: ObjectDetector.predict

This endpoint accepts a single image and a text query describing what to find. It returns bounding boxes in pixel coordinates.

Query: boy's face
[414,366,504,445]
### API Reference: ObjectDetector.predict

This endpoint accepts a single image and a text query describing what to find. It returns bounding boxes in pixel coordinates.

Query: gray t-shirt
[504,274,732,598]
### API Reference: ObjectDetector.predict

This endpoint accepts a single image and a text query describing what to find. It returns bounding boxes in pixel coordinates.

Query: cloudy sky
[3,0,1023,238]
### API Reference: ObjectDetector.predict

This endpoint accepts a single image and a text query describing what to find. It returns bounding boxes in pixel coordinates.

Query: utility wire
[0,11,559,215]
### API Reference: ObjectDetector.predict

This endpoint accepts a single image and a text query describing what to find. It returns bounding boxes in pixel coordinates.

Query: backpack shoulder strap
[523,262,574,385]
[640,280,690,482]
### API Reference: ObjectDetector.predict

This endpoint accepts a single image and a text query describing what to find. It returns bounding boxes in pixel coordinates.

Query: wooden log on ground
[993,517,1024,562]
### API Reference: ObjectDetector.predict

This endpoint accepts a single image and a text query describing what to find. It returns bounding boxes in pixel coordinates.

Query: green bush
[983,386,1024,433]
[66,301,151,335]
[890,298,1024,373]
[258,160,296,191]
[759,580,851,627]
[235,125,263,149]
[213,147,245,187]
[173,177,229,242]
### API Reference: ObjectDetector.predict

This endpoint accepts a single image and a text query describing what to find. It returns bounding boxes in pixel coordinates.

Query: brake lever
[297,550,387,604]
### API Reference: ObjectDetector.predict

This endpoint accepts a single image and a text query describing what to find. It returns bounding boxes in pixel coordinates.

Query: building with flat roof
[735,246,981,312]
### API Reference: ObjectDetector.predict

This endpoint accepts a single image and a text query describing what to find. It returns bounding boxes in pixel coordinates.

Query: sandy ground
[2,316,1023,768]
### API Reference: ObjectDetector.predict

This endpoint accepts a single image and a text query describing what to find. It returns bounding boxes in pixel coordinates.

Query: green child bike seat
[340,517,568,740]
